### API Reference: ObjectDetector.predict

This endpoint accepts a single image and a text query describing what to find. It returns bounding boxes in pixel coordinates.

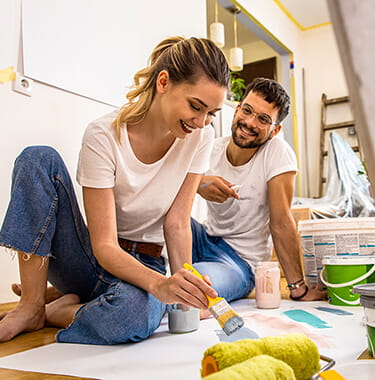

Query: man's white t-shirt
[77,110,214,245]
[204,135,298,270]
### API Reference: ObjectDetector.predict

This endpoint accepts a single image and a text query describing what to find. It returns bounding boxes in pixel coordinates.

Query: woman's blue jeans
[0,146,166,345]
[0,146,254,345]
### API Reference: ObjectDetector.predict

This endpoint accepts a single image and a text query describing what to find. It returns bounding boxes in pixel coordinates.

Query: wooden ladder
[318,93,362,198]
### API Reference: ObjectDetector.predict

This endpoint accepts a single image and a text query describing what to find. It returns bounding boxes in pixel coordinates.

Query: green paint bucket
[353,284,375,357]
[320,255,375,306]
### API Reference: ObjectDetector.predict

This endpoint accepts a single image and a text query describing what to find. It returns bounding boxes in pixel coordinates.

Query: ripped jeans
[0,146,166,345]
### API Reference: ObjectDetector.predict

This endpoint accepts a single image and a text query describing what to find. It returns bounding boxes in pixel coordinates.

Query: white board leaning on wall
[22,0,207,106]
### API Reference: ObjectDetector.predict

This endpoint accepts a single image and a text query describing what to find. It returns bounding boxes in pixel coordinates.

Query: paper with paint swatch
[283,309,332,329]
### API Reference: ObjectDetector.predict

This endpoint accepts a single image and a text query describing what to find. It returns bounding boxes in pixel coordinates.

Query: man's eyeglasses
[238,103,278,129]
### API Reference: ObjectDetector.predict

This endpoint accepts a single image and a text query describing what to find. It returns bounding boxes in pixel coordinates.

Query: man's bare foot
[12,283,64,304]
[0,303,45,342]
[46,294,81,328]
[200,309,212,320]
[0,311,9,320]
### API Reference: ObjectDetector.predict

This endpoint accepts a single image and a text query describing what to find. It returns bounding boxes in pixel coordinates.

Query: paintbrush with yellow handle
[184,263,244,336]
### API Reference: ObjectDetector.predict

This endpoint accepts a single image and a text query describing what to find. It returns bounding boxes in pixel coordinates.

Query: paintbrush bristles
[209,298,244,336]
[183,263,244,336]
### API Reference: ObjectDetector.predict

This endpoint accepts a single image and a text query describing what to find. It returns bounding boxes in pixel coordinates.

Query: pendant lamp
[210,0,225,48]
[229,9,243,71]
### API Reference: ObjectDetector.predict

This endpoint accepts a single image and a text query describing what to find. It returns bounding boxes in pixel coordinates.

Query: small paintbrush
[184,263,244,336]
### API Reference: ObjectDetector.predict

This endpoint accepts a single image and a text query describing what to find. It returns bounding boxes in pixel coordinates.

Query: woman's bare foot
[12,283,64,304]
[46,294,81,328]
[0,303,45,342]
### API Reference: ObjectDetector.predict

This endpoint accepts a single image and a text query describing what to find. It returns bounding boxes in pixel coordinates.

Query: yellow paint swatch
[0,66,16,84]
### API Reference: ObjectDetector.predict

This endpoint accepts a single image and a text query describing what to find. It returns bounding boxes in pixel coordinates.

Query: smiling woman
[0,36,230,345]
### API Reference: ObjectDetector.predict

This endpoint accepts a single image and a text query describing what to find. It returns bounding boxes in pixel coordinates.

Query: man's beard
[231,121,273,149]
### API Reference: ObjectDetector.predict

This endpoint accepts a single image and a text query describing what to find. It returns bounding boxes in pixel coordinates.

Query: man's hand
[198,176,240,202]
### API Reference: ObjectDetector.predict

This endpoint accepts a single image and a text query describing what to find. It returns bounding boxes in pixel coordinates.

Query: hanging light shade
[230,47,243,72]
[209,0,225,48]
[210,22,225,48]
[230,10,243,71]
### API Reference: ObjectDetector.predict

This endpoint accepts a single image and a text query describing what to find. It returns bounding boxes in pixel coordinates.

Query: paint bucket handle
[320,264,375,288]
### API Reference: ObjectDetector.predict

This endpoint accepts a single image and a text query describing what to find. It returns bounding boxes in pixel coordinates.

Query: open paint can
[353,283,375,357]
[320,255,375,306]
[167,304,200,333]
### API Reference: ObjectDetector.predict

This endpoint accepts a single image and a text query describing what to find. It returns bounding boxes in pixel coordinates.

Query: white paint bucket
[298,217,375,286]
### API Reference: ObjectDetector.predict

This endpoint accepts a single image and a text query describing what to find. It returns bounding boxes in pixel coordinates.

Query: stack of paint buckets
[298,217,375,306]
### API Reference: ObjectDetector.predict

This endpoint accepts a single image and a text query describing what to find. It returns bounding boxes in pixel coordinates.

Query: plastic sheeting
[293,131,375,218]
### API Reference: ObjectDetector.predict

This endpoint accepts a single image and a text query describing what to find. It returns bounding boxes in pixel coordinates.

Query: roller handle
[310,355,336,380]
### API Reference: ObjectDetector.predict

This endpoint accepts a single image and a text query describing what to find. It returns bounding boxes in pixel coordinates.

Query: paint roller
[201,333,334,380]
[203,354,297,380]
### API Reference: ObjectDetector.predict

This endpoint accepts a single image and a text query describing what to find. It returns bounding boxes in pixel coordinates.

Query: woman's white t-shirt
[77,111,214,245]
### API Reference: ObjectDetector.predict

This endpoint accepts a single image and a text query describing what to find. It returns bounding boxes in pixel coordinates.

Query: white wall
[0,1,107,302]
[300,24,348,197]
[0,78,114,303]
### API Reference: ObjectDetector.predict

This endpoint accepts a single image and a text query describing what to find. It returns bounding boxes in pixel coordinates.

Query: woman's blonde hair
[112,36,230,142]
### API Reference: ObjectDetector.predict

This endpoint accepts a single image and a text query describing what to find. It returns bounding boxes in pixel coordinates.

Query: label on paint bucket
[298,218,375,287]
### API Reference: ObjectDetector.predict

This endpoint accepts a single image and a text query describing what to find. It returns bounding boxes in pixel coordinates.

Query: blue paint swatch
[283,309,332,329]
[217,326,259,342]
[315,306,353,316]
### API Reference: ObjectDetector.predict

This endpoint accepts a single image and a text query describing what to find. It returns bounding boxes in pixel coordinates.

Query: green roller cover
[203,355,296,380]
[201,333,320,380]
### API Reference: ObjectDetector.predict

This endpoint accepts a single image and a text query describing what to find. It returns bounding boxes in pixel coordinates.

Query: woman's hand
[151,268,218,310]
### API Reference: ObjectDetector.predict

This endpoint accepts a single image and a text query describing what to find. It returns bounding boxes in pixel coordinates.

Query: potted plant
[228,71,246,102]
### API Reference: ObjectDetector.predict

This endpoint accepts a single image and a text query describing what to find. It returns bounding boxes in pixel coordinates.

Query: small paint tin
[168,304,200,333]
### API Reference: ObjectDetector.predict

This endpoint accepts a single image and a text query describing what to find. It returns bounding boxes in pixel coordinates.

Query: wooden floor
[0,302,97,380]
[0,280,371,379]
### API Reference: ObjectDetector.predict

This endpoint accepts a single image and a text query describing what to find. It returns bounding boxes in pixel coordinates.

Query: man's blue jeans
[191,218,255,302]
[0,146,166,345]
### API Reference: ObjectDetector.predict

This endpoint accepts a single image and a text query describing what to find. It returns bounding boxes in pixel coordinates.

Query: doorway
[240,57,277,86]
